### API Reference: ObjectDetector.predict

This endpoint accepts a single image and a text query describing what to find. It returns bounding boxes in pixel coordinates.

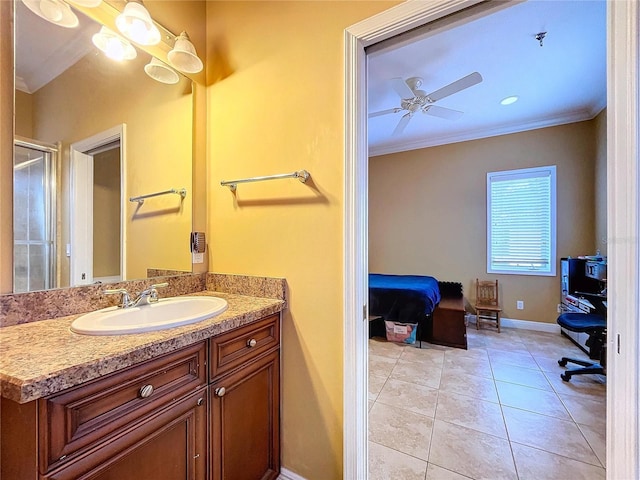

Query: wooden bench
[431,282,467,349]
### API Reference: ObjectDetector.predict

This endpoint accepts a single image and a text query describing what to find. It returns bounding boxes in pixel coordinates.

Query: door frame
[70,124,127,285]
[343,1,639,479]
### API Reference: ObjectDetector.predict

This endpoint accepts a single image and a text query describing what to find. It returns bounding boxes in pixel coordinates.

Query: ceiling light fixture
[115,0,160,46]
[22,0,79,28]
[92,26,137,61]
[500,95,519,106]
[144,57,180,84]
[167,32,203,74]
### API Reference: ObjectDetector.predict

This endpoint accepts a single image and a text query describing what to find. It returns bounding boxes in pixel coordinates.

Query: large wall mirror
[12,0,194,293]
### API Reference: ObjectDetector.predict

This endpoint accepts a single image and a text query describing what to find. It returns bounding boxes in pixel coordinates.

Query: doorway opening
[70,124,126,286]
[366,1,606,477]
[344,1,639,479]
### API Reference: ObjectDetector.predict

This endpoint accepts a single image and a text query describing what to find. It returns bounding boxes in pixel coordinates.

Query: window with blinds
[487,165,557,276]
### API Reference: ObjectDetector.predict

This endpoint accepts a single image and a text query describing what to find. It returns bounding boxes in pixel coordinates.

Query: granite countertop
[0,291,284,404]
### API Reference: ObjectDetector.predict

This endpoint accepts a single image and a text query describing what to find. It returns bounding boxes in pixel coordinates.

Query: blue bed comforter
[369,274,441,317]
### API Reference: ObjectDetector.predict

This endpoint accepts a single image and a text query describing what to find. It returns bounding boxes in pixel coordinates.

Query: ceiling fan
[369,72,483,135]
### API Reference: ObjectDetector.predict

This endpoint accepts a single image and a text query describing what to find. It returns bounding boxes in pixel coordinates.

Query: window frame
[486,165,557,276]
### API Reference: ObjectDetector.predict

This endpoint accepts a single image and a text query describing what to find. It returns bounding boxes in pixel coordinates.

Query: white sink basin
[70,296,228,335]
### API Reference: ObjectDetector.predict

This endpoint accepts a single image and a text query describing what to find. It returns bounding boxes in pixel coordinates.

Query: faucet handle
[146,282,169,303]
[104,288,132,308]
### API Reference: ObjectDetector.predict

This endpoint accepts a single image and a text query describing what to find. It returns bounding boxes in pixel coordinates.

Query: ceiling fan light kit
[370,71,483,135]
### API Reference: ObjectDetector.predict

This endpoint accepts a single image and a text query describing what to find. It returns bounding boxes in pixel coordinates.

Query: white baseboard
[278,468,308,480]
[468,314,560,333]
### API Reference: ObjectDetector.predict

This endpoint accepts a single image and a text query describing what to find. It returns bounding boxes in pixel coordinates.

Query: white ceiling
[367,0,606,157]
[15,1,96,93]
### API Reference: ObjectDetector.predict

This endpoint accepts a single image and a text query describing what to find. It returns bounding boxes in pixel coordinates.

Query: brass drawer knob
[215,387,226,397]
[247,338,257,348]
[139,384,154,398]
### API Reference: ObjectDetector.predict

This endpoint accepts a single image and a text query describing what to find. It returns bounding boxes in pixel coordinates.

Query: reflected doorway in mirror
[70,124,126,287]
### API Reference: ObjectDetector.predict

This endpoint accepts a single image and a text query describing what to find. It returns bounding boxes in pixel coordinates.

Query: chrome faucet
[131,282,169,307]
[104,288,133,308]
[104,282,168,308]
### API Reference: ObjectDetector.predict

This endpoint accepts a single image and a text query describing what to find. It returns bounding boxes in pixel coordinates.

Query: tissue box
[385,321,418,344]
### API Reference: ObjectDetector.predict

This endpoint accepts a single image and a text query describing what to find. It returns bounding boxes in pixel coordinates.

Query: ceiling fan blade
[393,113,412,135]
[424,105,464,120]
[426,72,483,102]
[390,77,416,99]
[368,108,401,118]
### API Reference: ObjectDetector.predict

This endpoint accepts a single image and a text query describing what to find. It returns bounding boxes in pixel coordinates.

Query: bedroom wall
[369,119,601,325]
[594,109,607,256]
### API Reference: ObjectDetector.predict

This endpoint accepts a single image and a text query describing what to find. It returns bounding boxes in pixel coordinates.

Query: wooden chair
[475,279,502,332]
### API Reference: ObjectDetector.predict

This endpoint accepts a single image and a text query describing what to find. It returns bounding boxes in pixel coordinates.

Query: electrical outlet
[517,300,524,310]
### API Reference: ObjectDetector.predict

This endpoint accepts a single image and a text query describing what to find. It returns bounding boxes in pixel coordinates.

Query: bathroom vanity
[0,287,283,480]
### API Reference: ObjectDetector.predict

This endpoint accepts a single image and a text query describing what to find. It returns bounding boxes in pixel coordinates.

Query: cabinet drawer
[210,314,280,380]
[39,341,207,473]
[43,388,208,480]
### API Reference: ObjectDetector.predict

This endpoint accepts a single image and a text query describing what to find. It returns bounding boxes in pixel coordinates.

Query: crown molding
[369,104,606,157]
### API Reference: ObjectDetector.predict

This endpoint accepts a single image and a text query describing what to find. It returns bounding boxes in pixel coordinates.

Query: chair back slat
[476,279,499,307]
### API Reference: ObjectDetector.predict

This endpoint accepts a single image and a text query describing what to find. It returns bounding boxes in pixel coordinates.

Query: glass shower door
[13,142,57,292]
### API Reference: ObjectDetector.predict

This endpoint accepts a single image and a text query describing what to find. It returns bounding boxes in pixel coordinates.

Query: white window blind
[487,166,556,276]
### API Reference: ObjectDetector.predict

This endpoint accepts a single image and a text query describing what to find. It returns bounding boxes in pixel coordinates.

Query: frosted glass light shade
[115,1,160,46]
[167,32,203,74]
[144,57,179,84]
[92,26,137,61]
[22,0,79,28]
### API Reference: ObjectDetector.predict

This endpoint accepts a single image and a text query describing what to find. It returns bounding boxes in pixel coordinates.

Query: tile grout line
[369,326,606,479]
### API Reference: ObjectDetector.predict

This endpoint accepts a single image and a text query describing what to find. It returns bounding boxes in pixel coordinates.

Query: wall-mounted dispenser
[190,232,206,264]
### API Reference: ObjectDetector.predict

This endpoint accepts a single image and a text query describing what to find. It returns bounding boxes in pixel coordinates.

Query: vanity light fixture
[92,26,137,61]
[144,57,180,84]
[115,0,161,46]
[22,0,79,28]
[167,32,203,74]
[67,0,102,6]
[500,95,519,106]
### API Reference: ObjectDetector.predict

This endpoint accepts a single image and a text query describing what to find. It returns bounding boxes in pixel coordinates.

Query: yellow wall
[205,1,398,477]
[93,147,121,278]
[0,0,13,293]
[14,90,33,138]
[370,120,601,324]
[30,47,193,284]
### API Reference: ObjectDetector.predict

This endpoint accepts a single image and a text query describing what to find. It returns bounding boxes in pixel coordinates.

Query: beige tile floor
[368,325,606,480]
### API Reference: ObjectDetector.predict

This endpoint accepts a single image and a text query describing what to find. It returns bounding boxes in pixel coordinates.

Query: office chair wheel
[558,359,568,367]
[561,372,571,382]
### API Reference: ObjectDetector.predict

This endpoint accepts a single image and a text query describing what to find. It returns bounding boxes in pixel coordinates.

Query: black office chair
[557,312,607,382]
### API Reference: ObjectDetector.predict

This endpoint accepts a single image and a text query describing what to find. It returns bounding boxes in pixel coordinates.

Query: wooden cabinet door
[210,351,280,480]
[44,389,207,480]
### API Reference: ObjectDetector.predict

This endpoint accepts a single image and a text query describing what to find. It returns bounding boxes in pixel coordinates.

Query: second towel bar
[221,170,310,192]
[129,188,187,205]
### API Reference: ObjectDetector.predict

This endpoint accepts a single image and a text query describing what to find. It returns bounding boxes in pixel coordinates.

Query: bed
[368,274,441,343]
